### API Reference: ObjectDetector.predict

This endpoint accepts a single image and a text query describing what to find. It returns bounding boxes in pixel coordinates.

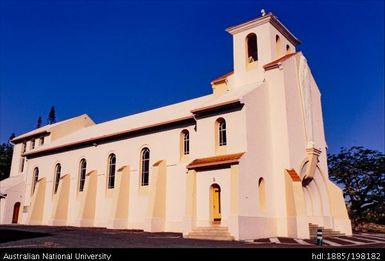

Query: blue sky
[0,0,384,154]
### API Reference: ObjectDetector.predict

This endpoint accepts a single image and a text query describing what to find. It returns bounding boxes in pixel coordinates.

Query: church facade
[0,12,352,240]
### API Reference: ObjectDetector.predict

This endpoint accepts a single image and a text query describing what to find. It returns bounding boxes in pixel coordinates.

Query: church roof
[24,84,260,157]
[0,174,24,194]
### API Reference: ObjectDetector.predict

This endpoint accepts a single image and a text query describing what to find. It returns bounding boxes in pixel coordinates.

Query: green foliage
[0,140,14,181]
[328,146,385,225]
[48,106,56,124]
[9,133,15,141]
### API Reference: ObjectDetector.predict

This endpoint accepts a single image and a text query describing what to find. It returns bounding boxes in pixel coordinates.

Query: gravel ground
[0,225,383,248]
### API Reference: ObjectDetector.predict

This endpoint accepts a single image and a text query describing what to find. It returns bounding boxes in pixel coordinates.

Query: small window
[39,137,44,145]
[54,163,61,194]
[275,35,282,57]
[286,44,290,53]
[20,158,25,173]
[107,154,116,189]
[31,139,35,149]
[246,33,258,63]
[181,130,190,156]
[79,159,87,192]
[20,143,26,173]
[258,177,266,209]
[217,118,227,146]
[32,167,39,195]
[140,148,150,186]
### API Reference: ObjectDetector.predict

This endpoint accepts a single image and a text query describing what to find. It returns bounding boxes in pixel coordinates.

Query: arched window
[275,35,281,58]
[258,177,266,209]
[107,153,116,189]
[246,33,258,63]
[181,130,190,156]
[32,167,39,195]
[140,148,150,186]
[54,163,61,194]
[217,118,227,146]
[286,44,291,54]
[79,159,87,192]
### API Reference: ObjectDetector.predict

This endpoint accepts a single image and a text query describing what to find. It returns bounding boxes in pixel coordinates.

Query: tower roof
[226,12,301,46]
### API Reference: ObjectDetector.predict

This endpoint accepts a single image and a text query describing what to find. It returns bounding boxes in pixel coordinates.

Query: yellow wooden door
[212,186,221,221]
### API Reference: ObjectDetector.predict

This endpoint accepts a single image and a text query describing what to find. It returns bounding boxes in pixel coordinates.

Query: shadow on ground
[0,229,51,243]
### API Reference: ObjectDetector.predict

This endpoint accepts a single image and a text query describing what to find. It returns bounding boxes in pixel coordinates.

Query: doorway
[12,202,21,224]
[210,184,221,224]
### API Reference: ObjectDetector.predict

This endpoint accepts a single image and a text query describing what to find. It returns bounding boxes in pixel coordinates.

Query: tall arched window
[275,35,281,58]
[107,153,116,189]
[181,130,190,156]
[31,167,39,195]
[246,33,258,63]
[54,163,61,194]
[258,177,266,209]
[140,148,150,186]
[79,159,87,192]
[217,118,227,146]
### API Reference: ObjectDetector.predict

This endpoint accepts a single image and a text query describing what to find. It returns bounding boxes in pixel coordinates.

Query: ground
[0,225,384,248]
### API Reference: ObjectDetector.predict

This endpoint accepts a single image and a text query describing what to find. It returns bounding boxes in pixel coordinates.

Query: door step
[185,226,234,241]
[309,223,345,238]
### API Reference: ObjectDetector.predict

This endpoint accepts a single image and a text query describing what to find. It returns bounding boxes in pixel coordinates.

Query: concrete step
[186,226,234,241]
[188,233,232,237]
[185,235,234,241]
[309,223,345,238]
[310,231,345,234]
[192,227,230,232]
[188,230,231,234]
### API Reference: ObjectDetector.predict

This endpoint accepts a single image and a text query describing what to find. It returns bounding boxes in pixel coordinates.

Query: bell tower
[226,11,301,87]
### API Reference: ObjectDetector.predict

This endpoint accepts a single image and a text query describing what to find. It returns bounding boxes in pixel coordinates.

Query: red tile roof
[187,152,245,170]
[263,52,297,71]
[211,71,234,84]
[286,169,301,182]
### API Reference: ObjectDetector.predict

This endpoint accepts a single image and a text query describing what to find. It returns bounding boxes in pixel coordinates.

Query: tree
[328,146,385,226]
[9,133,15,141]
[48,106,56,124]
[36,116,42,128]
[0,134,15,181]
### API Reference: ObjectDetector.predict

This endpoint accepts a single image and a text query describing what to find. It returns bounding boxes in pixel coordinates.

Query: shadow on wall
[0,229,51,243]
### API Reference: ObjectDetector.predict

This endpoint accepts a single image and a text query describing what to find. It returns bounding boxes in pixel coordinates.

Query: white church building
[0,12,352,240]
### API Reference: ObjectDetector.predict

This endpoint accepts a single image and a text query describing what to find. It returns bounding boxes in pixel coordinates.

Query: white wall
[21,107,247,232]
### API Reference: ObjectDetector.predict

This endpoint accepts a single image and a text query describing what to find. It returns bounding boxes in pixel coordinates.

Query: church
[0,12,352,240]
